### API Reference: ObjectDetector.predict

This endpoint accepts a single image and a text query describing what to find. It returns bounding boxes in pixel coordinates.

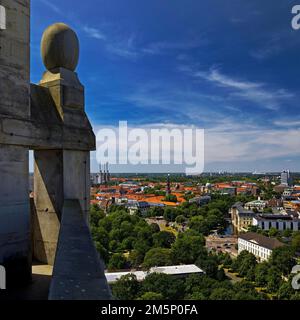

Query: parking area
[205,234,238,257]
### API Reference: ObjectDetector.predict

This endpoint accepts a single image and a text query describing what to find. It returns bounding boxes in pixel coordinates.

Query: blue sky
[30,0,300,172]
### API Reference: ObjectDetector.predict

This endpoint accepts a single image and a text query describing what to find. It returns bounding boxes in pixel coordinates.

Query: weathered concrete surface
[40,68,86,115]
[0,84,95,151]
[0,0,31,285]
[49,200,112,300]
[33,150,63,265]
[33,150,91,264]
[63,151,90,222]
[0,145,31,285]
[0,0,30,119]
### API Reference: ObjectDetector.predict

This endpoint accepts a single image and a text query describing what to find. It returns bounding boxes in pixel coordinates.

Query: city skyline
[1,0,300,302]
[30,0,300,172]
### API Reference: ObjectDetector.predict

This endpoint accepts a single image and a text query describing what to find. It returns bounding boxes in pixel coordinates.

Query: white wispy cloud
[92,119,300,167]
[142,38,208,55]
[83,26,106,40]
[250,30,300,61]
[273,119,300,127]
[196,68,261,90]
[106,34,139,59]
[250,34,282,60]
[39,0,62,14]
[187,66,294,110]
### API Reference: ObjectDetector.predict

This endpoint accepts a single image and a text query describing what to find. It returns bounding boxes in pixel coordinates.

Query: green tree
[269,227,278,237]
[108,253,128,271]
[282,229,293,238]
[90,205,105,226]
[255,262,269,287]
[175,215,186,224]
[184,274,217,300]
[163,194,178,202]
[266,266,283,293]
[138,292,164,300]
[142,273,185,300]
[153,231,176,248]
[92,226,109,248]
[210,288,234,300]
[270,246,296,276]
[232,250,257,277]
[171,233,206,264]
[128,250,144,268]
[221,253,232,269]
[148,206,164,217]
[186,292,206,300]
[143,248,173,268]
[112,274,140,300]
[277,281,295,300]
[188,216,210,235]
[292,232,300,251]
[291,292,300,300]
[196,256,224,280]
[163,207,177,222]
[149,223,160,234]
[248,225,259,233]
[233,281,263,300]
[238,252,257,280]
[94,242,109,264]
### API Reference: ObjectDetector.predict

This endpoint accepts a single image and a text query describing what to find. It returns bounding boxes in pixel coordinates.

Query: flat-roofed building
[189,195,211,206]
[253,213,300,231]
[105,264,205,283]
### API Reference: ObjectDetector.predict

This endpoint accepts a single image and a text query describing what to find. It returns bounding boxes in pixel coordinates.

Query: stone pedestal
[32,31,94,264]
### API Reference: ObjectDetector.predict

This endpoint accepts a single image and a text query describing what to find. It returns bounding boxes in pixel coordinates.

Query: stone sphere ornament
[41,23,79,72]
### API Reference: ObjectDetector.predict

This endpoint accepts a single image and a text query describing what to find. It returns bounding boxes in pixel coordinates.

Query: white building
[105,265,204,284]
[281,170,292,186]
[125,200,150,215]
[253,214,300,231]
[244,199,267,212]
[238,232,284,262]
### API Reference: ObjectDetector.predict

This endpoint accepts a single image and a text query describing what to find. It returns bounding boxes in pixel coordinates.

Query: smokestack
[99,163,103,185]
[107,162,110,182]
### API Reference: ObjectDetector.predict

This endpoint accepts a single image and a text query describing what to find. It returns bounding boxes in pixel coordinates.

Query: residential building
[282,188,294,197]
[125,200,150,215]
[238,232,284,261]
[244,199,267,212]
[284,200,300,211]
[189,195,211,206]
[230,202,256,232]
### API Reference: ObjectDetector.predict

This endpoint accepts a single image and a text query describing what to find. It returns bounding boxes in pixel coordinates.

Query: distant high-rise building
[281,170,292,186]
